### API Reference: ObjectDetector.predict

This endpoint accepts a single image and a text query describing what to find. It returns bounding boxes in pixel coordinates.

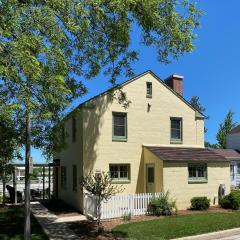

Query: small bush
[191,197,210,210]
[0,195,2,204]
[122,212,131,221]
[220,191,240,210]
[147,191,176,216]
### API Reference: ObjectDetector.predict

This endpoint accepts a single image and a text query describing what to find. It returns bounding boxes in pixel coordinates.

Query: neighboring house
[227,125,240,150]
[213,149,240,188]
[54,70,231,211]
[226,125,240,187]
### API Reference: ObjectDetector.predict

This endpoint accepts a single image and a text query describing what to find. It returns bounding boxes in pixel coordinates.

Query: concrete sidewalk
[173,228,240,240]
[31,201,81,240]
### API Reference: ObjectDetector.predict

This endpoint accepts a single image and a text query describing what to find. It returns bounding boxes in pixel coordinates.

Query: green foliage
[147,191,177,216]
[122,212,132,221]
[216,111,237,149]
[220,191,240,210]
[189,96,209,133]
[0,195,2,204]
[0,0,201,157]
[205,141,219,149]
[191,197,210,210]
[80,171,123,226]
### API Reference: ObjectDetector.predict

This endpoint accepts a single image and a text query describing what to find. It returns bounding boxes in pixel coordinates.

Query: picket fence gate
[84,192,163,219]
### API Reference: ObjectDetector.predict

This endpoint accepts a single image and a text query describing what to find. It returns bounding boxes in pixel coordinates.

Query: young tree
[216,111,237,149]
[0,1,201,239]
[80,172,123,228]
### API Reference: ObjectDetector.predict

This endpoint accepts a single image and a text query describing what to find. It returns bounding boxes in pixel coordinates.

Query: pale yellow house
[54,70,230,211]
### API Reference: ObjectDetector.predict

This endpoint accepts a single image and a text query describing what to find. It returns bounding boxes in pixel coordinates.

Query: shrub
[122,212,131,221]
[220,191,240,210]
[147,191,177,216]
[191,197,210,210]
[0,195,2,204]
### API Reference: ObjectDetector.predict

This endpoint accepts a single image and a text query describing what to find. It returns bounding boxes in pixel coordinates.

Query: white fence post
[84,192,162,219]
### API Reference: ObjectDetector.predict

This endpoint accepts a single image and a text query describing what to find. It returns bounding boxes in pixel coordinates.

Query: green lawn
[0,207,48,240]
[112,212,240,240]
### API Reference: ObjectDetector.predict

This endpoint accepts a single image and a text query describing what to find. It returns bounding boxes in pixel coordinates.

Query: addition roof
[146,146,228,162]
[212,149,240,160]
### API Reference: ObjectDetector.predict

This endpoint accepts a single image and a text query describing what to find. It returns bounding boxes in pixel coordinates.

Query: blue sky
[30,1,240,163]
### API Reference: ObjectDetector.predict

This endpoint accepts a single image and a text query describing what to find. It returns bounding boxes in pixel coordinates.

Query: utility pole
[24,113,31,240]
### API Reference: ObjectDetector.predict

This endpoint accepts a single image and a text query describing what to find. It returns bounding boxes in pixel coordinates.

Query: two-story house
[54,70,231,211]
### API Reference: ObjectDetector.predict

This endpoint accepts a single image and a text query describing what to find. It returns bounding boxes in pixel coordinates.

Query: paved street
[174,228,240,240]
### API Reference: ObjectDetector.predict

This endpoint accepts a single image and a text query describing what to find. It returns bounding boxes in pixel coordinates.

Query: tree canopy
[216,111,237,149]
[0,0,201,156]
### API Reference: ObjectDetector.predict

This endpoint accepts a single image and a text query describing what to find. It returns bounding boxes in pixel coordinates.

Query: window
[112,112,127,141]
[72,116,76,142]
[188,164,207,182]
[170,117,182,143]
[61,166,67,189]
[109,164,130,181]
[146,82,152,98]
[72,165,77,191]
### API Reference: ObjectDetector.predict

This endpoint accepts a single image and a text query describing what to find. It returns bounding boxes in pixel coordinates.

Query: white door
[146,164,155,193]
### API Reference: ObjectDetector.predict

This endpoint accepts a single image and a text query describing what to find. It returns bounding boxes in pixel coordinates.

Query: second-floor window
[112,112,127,141]
[170,117,182,143]
[72,116,76,142]
[146,82,152,98]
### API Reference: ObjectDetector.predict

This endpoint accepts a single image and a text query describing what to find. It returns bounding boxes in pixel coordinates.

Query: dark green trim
[112,112,128,141]
[170,117,183,144]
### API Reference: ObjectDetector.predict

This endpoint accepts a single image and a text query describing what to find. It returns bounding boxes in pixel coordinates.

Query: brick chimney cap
[172,74,184,79]
[165,74,184,81]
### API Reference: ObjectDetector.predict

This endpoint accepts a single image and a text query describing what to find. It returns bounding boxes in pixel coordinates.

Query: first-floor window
[109,164,130,181]
[61,166,67,189]
[72,165,77,191]
[188,163,207,182]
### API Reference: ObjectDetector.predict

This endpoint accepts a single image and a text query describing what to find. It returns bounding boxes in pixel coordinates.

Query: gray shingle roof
[147,146,228,162]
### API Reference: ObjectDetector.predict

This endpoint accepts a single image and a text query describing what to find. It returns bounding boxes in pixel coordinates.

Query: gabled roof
[146,146,228,162]
[229,125,240,134]
[212,149,240,160]
[77,70,205,119]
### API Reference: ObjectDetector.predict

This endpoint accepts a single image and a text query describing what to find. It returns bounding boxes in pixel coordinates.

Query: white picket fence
[84,192,163,219]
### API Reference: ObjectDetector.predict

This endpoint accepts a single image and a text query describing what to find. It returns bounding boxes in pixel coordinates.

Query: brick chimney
[164,74,184,96]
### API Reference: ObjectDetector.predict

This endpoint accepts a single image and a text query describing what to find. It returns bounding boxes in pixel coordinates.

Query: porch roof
[146,146,228,162]
[212,149,240,160]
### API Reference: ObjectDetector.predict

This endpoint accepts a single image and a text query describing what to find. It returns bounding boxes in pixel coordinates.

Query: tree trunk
[24,113,31,240]
[2,167,5,206]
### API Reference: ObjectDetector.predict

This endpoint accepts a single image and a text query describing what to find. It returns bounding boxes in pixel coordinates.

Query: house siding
[82,73,204,194]
[163,161,230,209]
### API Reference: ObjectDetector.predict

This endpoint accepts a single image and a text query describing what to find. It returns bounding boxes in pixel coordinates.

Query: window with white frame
[109,164,130,181]
[188,163,207,182]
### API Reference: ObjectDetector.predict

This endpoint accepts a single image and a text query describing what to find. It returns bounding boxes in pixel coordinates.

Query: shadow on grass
[0,206,48,240]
